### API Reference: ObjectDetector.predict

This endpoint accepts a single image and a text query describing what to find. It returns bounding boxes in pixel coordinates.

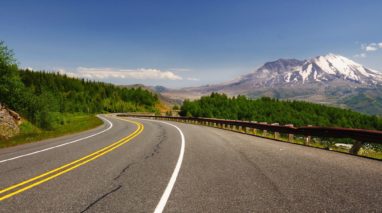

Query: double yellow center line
[0,118,143,201]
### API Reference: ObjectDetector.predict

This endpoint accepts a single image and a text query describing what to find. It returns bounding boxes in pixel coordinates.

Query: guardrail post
[305,136,311,145]
[271,123,279,139]
[349,141,363,155]
[305,125,312,145]
[285,124,294,142]
[259,122,267,137]
[253,128,258,135]
[251,121,258,135]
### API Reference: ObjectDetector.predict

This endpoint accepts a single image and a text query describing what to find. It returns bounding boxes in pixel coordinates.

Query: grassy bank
[0,113,103,148]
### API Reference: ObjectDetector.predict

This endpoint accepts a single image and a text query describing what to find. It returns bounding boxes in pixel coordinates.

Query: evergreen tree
[180,93,382,130]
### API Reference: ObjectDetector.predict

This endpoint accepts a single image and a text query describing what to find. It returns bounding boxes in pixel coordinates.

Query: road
[0,115,381,212]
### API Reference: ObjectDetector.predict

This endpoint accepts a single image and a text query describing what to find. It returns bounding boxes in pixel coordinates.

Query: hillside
[119,84,181,109]
[0,42,159,132]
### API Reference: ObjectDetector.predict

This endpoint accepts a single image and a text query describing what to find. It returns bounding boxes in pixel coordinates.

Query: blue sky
[1,0,382,88]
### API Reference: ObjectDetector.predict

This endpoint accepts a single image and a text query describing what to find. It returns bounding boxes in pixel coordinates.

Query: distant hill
[162,54,382,115]
[118,84,181,112]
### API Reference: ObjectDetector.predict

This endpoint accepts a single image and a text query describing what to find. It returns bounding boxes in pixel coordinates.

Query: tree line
[0,41,158,130]
[180,93,382,130]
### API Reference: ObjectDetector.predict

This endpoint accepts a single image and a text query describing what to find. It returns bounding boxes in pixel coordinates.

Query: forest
[0,42,158,130]
[180,93,382,130]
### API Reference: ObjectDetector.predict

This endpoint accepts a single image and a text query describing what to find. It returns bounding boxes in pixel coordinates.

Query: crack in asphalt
[144,135,166,159]
[80,185,122,213]
[144,125,166,160]
[113,163,135,180]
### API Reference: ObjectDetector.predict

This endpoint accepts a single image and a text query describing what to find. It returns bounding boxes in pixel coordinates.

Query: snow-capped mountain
[161,54,382,114]
[224,53,382,90]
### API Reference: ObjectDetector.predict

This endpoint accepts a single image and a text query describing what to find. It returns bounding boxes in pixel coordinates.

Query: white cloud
[59,67,186,80]
[57,68,79,78]
[354,53,367,58]
[186,77,200,81]
[361,42,381,52]
[366,45,378,52]
[356,41,382,58]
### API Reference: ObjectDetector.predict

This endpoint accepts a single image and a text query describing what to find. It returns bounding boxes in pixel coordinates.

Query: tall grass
[0,113,102,148]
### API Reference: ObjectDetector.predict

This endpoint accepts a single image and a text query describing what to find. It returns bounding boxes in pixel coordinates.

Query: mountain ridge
[160,54,382,115]
[194,53,382,91]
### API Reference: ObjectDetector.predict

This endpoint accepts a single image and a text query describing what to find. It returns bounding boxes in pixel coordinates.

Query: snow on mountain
[226,53,382,88]
[308,53,382,83]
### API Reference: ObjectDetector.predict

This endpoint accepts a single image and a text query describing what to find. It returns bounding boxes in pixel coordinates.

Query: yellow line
[0,120,142,195]
[0,118,143,201]
[0,124,140,195]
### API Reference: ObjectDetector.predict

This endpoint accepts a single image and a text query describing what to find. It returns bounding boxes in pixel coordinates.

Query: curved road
[0,115,381,212]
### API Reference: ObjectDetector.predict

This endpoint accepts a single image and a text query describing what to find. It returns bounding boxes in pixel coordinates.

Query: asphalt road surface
[0,115,381,212]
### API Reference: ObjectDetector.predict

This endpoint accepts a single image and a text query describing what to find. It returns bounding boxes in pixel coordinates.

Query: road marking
[0,119,143,201]
[154,122,184,213]
[124,117,185,213]
[0,115,113,164]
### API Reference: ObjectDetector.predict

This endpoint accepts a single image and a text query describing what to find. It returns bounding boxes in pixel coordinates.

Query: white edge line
[0,115,113,164]
[133,118,185,213]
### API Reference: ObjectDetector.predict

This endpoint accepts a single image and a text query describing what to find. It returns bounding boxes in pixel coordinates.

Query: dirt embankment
[0,103,21,139]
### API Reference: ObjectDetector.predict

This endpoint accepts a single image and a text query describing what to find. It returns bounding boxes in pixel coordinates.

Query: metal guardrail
[117,114,382,156]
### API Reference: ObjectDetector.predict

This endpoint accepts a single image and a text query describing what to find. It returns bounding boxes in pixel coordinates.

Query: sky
[1,0,382,88]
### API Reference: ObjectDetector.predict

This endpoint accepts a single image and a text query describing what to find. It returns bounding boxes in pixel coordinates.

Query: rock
[0,103,21,139]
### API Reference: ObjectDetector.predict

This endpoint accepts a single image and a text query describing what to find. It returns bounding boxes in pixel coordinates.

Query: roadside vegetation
[0,41,159,147]
[180,93,382,130]
[0,114,102,148]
